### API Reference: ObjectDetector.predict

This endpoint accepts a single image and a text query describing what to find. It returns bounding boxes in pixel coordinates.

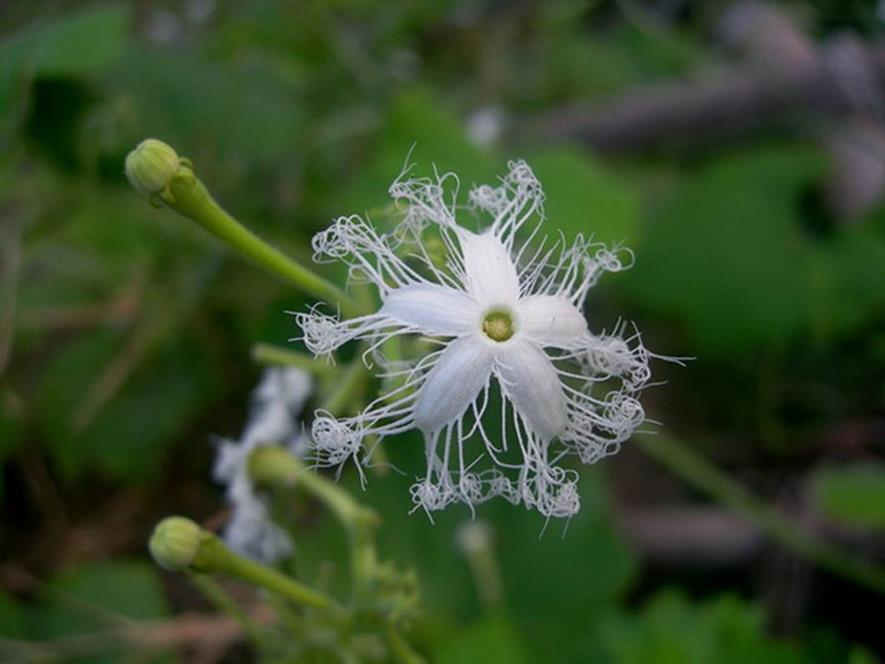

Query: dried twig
[532,45,885,152]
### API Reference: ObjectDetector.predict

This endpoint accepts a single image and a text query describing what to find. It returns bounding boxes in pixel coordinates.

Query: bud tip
[149,516,203,571]
[125,138,180,195]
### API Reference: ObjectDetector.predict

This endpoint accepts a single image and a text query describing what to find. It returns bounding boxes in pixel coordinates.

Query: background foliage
[1,0,884,662]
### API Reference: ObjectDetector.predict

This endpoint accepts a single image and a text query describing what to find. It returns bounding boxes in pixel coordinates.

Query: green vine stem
[125,139,361,317]
[385,623,428,664]
[187,574,265,646]
[149,517,347,616]
[249,447,381,603]
[638,434,885,593]
[251,342,338,377]
[320,357,370,416]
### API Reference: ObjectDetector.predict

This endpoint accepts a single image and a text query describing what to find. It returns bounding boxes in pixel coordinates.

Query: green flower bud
[149,516,204,571]
[125,138,181,195]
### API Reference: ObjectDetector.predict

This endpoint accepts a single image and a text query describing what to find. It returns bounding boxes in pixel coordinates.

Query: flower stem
[249,447,381,602]
[251,342,338,376]
[320,358,369,416]
[188,574,265,646]
[638,434,885,593]
[160,163,359,316]
[206,537,345,613]
[385,623,427,664]
[126,139,360,316]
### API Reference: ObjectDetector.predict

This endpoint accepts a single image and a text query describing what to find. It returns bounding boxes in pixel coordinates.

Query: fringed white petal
[457,230,520,307]
[311,215,420,294]
[494,339,566,440]
[296,310,410,358]
[516,294,588,348]
[470,159,544,245]
[414,335,494,433]
[381,283,481,336]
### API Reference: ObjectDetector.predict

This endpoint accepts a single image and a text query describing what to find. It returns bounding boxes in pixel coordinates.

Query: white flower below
[213,367,312,561]
[297,160,674,520]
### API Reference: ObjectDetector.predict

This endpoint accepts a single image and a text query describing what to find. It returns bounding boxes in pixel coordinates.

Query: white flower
[213,367,312,561]
[297,160,667,519]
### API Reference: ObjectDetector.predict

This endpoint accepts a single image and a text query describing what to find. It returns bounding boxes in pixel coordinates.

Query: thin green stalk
[250,447,381,602]
[149,517,347,616]
[638,434,885,592]
[126,139,361,316]
[321,358,369,416]
[188,574,264,646]
[207,538,348,615]
[385,623,426,664]
[251,342,338,377]
[161,165,359,316]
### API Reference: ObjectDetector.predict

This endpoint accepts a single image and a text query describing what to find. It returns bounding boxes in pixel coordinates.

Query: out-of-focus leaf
[623,146,822,356]
[0,7,129,78]
[332,89,496,223]
[525,147,640,245]
[37,333,217,481]
[0,395,24,461]
[598,590,797,664]
[497,469,636,662]
[624,145,885,355]
[811,463,885,530]
[436,615,530,664]
[102,46,303,162]
[295,448,635,663]
[538,9,701,99]
[811,223,885,340]
[0,590,27,637]
[31,560,172,664]
[0,6,128,130]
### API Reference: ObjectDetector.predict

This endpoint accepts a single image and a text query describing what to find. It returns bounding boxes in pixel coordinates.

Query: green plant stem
[196,534,348,616]
[159,163,361,317]
[188,574,264,646]
[251,342,338,376]
[250,447,381,603]
[385,623,426,664]
[638,434,885,593]
[321,358,369,416]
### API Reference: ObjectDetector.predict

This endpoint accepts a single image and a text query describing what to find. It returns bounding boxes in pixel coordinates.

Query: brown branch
[0,608,273,663]
[531,43,885,152]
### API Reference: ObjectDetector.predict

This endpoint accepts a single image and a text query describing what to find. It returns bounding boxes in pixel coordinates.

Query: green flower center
[482,310,515,342]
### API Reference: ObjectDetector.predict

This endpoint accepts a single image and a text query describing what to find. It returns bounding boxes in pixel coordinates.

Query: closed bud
[125,138,181,195]
[149,516,204,571]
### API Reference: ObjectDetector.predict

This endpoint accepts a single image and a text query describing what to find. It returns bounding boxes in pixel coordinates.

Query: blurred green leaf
[0,590,27,637]
[103,45,303,162]
[624,145,885,355]
[497,470,636,662]
[31,560,171,664]
[812,463,885,530]
[332,89,496,221]
[526,147,640,245]
[623,146,823,356]
[0,7,129,78]
[37,333,217,481]
[811,222,885,340]
[0,5,128,132]
[294,454,635,663]
[598,590,798,664]
[436,615,530,664]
